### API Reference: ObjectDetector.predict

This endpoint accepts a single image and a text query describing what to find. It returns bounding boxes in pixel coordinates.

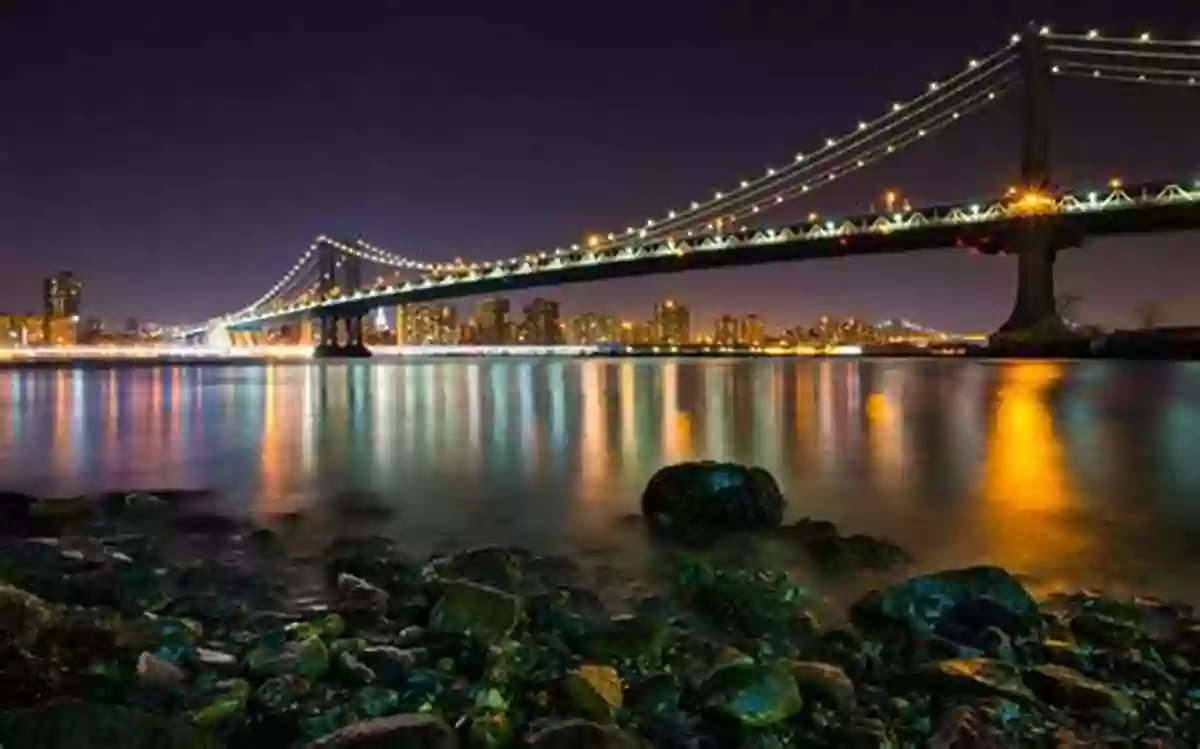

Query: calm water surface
[2,358,1200,604]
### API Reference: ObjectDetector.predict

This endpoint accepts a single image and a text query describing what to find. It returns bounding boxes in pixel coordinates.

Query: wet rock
[788,660,855,709]
[0,698,217,748]
[302,712,457,748]
[256,674,309,713]
[1069,611,1140,648]
[0,582,54,648]
[851,566,1039,637]
[1023,664,1136,716]
[837,717,896,749]
[564,664,623,723]
[526,719,638,749]
[424,545,529,592]
[360,645,425,685]
[914,658,1034,703]
[194,646,238,671]
[137,650,186,689]
[641,461,785,534]
[928,705,1008,749]
[396,625,426,646]
[337,572,390,621]
[628,672,680,716]
[701,661,803,727]
[976,626,1015,662]
[785,518,910,572]
[429,580,521,641]
[674,561,811,645]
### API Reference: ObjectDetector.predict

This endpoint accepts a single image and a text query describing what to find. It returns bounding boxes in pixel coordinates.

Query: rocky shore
[0,464,1197,747]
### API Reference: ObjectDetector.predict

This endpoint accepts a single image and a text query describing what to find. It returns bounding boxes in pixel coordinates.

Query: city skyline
[2,2,1198,330]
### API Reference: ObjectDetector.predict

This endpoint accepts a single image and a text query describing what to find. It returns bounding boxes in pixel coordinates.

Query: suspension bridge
[189,25,1200,357]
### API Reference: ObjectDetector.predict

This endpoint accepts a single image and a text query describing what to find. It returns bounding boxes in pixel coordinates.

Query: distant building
[401,304,457,344]
[714,315,739,346]
[741,314,766,346]
[43,272,82,320]
[474,297,511,345]
[570,312,618,345]
[652,299,690,345]
[521,298,562,345]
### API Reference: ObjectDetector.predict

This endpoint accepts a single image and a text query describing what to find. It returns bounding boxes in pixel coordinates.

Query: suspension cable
[571,42,1019,251]
[1047,44,1200,63]
[709,77,1020,229]
[656,76,1017,236]
[626,53,1018,243]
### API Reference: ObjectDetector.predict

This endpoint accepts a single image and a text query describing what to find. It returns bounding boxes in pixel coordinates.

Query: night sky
[1,0,1198,332]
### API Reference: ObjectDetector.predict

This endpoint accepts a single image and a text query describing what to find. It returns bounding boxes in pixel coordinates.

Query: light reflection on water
[2,358,1200,602]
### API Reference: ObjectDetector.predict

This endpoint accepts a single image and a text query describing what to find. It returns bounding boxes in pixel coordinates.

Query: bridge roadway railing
[223,180,1200,329]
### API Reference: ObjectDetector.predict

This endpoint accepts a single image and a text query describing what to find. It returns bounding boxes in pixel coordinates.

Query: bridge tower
[313,239,372,358]
[997,24,1072,336]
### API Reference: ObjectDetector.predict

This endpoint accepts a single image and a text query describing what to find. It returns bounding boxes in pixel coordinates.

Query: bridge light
[1039,25,1051,36]
[714,191,724,199]
[1051,65,1061,73]
[917,128,927,137]
[1086,29,1100,39]
[587,234,601,249]
[667,210,677,218]
[1139,32,1151,42]
[928,81,939,91]
[801,184,810,192]
[1087,191,1098,203]
[690,201,700,209]
[988,91,996,100]
[857,121,867,131]
[775,196,784,204]
[1010,33,1021,44]
[824,138,836,148]
[886,144,895,153]
[766,167,776,176]
[740,179,750,188]
[1109,177,1123,189]
[807,212,819,222]
[606,232,615,240]
[891,102,902,112]
[794,152,806,162]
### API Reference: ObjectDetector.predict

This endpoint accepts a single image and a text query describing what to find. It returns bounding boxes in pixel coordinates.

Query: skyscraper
[522,298,562,345]
[741,314,765,346]
[652,299,690,345]
[714,315,739,345]
[474,297,511,345]
[43,272,82,319]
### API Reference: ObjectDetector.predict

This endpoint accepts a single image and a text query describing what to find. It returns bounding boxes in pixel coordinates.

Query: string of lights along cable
[206,25,1200,329]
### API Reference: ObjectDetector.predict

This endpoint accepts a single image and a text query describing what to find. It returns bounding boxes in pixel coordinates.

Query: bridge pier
[997,226,1066,334]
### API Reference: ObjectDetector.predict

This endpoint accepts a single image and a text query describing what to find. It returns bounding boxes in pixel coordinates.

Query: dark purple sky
[2,0,1198,332]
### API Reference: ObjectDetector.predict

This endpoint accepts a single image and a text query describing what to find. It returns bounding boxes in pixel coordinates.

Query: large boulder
[851,566,1040,639]
[641,462,785,534]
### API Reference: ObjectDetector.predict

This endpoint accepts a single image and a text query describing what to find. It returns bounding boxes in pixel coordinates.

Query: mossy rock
[429,580,521,641]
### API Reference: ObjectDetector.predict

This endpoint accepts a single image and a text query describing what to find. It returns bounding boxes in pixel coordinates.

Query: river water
[1,358,1199,605]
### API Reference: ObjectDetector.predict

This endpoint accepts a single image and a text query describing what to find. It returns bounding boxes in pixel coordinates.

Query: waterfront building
[741,314,766,346]
[521,298,562,345]
[570,312,618,345]
[474,297,511,345]
[714,315,739,345]
[652,299,690,345]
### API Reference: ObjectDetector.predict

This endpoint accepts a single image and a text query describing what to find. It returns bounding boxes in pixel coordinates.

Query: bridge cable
[704,76,1021,229]
[1052,60,1199,87]
[573,42,1020,250]
[595,52,1019,246]
[646,75,1020,234]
